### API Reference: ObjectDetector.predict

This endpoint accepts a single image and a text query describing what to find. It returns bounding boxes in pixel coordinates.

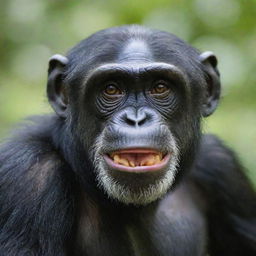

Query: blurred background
[0,0,255,183]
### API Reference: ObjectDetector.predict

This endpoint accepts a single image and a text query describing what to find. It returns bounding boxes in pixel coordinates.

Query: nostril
[125,116,136,126]
[138,119,146,126]
[125,112,148,127]
[123,108,152,127]
[137,114,147,126]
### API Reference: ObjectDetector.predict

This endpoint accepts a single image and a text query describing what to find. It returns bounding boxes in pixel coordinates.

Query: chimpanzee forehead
[117,39,153,63]
[115,37,194,69]
[65,28,201,83]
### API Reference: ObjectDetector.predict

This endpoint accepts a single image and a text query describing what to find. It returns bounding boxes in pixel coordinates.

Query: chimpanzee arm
[194,134,256,256]
[0,117,74,256]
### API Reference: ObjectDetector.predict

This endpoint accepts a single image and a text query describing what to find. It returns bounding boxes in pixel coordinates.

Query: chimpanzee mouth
[103,148,171,173]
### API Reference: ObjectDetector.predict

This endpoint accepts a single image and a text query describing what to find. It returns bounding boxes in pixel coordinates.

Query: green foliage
[0,0,255,181]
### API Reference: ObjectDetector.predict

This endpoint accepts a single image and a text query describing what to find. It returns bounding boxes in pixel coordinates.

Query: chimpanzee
[0,25,255,256]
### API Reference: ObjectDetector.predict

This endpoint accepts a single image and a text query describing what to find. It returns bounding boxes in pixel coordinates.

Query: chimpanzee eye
[104,83,123,96]
[150,81,170,95]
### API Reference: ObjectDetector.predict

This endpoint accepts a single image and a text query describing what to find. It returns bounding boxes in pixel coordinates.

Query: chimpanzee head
[47,25,220,205]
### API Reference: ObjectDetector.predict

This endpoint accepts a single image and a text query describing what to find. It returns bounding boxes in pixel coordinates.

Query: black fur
[193,135,256,255]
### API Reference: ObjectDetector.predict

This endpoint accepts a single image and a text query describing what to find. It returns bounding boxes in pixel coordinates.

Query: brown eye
[150,82,170,95]
[104,84,123,96]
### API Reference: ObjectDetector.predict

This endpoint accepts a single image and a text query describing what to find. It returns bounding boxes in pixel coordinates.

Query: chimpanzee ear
[47,54,69,118]
[199,51,221,117]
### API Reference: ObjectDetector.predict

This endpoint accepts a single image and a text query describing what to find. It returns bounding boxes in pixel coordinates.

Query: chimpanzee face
[47,26,220,205]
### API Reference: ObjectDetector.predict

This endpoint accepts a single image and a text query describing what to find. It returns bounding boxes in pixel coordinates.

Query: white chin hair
[93,149,179,205]
[91,131,179,205]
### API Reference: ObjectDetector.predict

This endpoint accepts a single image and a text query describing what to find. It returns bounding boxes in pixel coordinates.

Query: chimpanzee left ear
[199,51,221,117]
[47,54,69,118]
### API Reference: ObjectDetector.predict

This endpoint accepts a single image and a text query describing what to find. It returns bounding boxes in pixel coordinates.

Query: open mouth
[103,148,171,172]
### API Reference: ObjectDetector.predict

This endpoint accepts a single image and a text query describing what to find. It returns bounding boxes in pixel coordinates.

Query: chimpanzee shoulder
[192,134,256,256]
[0,115,75,255]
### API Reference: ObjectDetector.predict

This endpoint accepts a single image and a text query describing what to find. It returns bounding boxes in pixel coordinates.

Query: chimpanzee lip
[103,148,171,173]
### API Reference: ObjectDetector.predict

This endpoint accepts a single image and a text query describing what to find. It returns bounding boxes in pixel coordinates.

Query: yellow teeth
[140,154,161,166]
[140,156,154,166]
[129,161,135,167]
[114,155,130,167]
[112,153,163,167]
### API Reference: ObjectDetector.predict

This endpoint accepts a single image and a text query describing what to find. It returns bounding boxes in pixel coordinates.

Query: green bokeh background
[0,0,255,182]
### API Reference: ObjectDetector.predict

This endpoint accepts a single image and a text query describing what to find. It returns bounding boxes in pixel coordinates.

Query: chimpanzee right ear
[47,54,69,118]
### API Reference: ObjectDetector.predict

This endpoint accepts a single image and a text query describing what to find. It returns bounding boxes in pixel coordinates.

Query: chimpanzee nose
[124,108,151,127]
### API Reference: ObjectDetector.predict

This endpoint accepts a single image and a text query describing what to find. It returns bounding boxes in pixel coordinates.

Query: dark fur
[0,25,255,256]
